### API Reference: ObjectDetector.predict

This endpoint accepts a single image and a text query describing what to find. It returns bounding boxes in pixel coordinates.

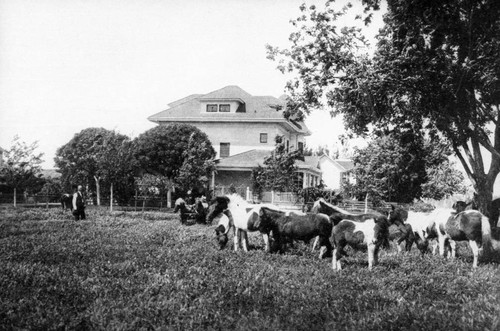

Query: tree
[55,128,136,206]
[267,0,500,221]
[0,136,44,206]
[134,124,216,194]
[252,135,302,194]
[344,132,466,204]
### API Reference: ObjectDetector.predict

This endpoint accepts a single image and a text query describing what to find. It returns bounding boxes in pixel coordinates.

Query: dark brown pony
[60,194,73,211]
[257,207,333,258]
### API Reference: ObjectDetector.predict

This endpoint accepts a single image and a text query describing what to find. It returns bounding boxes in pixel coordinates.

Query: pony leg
[241,231,249,252]
[262,233,270,252]
[469,240,479,268]
[311,236,319,252]
[233,228,239,251]
[318,246,326,259]
[367,244,376,270]
[449,240,456,259]
[438,236,446,257]
[374,246,380,266]
[332,248,342,271]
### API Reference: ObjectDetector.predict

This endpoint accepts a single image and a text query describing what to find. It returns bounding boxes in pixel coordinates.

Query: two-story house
[148,86,322,194]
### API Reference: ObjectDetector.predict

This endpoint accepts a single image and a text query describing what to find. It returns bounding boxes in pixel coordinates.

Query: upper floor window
[207,104,218,112]
[219,104,230,112]
[220,143,230,158]
[260,133,268,143]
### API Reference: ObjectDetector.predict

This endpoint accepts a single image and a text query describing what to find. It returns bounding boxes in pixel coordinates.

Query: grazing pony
[434,209,492,268]
[214,212,231,250]
[257,206,333,258]
[206,194,279,252]
[61,194,73,211]
[388,206,449,255]
[312,199,396,270]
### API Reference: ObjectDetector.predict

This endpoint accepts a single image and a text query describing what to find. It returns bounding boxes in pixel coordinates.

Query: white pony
[206,194,284,252]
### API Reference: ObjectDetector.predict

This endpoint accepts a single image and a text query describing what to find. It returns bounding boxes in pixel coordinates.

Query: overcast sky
[0,0,383,168]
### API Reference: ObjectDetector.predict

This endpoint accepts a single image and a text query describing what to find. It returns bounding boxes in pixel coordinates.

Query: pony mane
[315,198,355,215]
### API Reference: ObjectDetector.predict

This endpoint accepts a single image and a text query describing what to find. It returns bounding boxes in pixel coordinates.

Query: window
[260,133,268,143]
[286,140,290,153]
[219,104,230,112]
[298,142,304,152]
[207,104,217,112]
[220,143,230,158]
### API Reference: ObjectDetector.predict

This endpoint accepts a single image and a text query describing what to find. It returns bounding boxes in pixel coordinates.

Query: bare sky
[0,0,383,168]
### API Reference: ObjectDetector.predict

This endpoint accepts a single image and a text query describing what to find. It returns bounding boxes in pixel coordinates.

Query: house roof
[216,149,321,174]
[41,169,61,179]
[148,85,310,135]
[333,158,354,171]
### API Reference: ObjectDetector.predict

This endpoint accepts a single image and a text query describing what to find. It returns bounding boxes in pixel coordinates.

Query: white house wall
[161,121,291,158]
[319,158,343,190]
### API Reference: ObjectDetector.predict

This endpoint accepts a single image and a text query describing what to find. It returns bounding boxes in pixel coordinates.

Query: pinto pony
[256,207,333,258]
[434,209,492,268]
[206,194,278,252]
[312,199,396,270]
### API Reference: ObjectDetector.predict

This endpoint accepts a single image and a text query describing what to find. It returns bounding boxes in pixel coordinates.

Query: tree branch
[453,144,475,186]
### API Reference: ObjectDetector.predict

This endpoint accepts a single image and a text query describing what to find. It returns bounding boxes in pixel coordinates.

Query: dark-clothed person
[72,185,86,221]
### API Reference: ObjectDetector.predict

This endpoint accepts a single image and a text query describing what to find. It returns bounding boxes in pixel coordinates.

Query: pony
[206,194,279,252]
[173,198,196,224]
[388,205,450,255]
[256,206,333,258]
[434,209,492,268]
[311,199,396,270]
[214,212,231,250]
[60,194,73,211]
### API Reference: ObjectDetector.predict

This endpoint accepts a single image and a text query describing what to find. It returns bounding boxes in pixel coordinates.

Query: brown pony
[257,206,333,258]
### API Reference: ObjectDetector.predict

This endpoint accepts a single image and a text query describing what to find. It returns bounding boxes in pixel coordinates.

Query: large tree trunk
[94,176,101,206]
[455,126,500,228]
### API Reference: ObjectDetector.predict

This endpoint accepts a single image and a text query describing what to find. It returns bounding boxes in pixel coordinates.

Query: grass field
[1,207,499,330]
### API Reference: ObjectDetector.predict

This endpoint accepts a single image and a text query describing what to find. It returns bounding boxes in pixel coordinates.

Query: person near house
[72,185,86,221]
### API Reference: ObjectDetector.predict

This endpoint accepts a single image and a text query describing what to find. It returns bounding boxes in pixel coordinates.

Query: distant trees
[54,124,216,208]
[344,132,466,204]
[252,135,302,195]
[0,136,44,206]
[55,128,136,206]
[134,124,216,196]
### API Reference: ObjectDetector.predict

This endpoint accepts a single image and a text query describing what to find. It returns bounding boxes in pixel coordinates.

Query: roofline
[198,97,245,103]
[148,117,311,135]
[216,164,321,174]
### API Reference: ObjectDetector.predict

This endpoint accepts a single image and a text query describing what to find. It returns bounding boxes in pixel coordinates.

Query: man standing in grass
[72,185,86,221]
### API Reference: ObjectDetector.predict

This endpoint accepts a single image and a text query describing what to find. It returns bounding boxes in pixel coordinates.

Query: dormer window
[207,104,218,112]
[219,104,230,112]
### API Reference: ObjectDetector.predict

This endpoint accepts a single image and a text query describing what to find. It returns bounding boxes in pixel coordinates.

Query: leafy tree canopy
[252,135,302,193]
[134,124,216,192]
[345,131,466,203]
[55,128,136,203]
[268,0,500,215]
[0,136,44,205]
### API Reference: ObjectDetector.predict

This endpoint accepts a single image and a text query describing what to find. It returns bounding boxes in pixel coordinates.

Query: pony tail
[481,214,492,260]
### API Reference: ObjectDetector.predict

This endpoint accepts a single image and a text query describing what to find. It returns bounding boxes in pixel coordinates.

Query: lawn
[0,207,499,330]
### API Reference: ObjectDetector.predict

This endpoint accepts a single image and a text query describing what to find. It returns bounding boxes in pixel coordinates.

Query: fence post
[246,187,250,201]
[271,190,275,204]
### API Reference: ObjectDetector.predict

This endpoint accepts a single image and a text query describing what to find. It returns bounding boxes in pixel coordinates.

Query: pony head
[173,198,186,213]
[213,212,231,249]
[206,196,230,223]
